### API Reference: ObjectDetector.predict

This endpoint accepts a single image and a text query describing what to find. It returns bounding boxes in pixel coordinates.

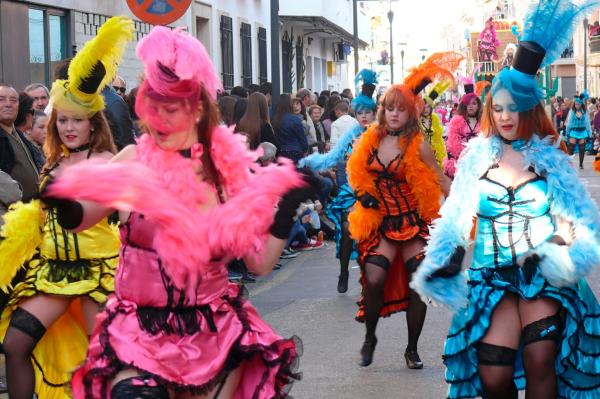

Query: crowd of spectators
[0,67,360,285]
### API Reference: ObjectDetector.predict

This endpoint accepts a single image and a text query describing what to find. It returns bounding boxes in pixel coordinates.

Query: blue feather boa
[298,124,363,171]
[412,135,600,312]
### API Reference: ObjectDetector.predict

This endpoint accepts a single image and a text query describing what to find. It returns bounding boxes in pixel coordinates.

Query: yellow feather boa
[0,200,45,292]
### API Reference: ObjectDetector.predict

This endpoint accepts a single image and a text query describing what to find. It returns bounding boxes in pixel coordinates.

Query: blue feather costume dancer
[299,69,377,293]
[412,1,600,398]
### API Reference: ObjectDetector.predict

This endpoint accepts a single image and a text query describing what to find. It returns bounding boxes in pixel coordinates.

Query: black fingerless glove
[427,246,465,281]
[39,176,84,230]
[520,235,566,284]
[357,192,380,210]
[270,169,320,239]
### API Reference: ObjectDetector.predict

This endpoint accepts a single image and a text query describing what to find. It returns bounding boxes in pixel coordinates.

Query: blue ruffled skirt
[444,266,600,399]
[325,183,358,260]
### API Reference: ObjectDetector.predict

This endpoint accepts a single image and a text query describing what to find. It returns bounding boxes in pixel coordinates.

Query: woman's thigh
[19,294,72,329]
[518,297,559,328]
[480,294,521,349]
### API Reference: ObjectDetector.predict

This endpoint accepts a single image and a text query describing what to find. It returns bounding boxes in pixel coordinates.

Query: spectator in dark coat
[102,86,136,150]
[272,93,307,163]
[0,84,41,202]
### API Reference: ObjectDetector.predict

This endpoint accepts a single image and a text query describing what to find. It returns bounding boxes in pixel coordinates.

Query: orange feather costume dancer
[347,52,460,369]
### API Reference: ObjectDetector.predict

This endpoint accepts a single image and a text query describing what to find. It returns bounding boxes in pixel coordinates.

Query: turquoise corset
[472,171,555,270]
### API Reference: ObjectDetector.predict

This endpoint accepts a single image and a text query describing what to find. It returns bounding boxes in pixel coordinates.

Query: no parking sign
[127,0,192,25]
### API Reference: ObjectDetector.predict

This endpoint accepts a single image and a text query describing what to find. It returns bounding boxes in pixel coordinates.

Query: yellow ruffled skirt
[0,255,117,398]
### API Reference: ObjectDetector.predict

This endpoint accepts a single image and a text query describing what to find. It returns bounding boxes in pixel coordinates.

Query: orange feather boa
[347,124,442,241]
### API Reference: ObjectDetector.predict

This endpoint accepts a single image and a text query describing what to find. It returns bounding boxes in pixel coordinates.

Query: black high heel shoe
[359,337,378,367]
[404,349,423,369]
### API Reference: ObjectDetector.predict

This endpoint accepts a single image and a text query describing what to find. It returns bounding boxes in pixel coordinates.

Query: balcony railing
[474,61,497,75]
[590,35,600,53]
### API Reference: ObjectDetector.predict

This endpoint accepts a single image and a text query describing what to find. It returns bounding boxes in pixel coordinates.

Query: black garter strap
[522,313,562,345]
[365,254,391,271]
[9,307,46,342]
[476,342,517,366]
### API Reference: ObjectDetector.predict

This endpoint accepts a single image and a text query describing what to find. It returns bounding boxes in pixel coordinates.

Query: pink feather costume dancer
[442,83,481,178]
[47,27,305,398]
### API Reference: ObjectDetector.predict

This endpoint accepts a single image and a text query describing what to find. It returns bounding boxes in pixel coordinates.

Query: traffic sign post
[127,0,192,25]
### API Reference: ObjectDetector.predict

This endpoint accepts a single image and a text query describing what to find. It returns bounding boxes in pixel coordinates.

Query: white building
[279,0,370,93]
[0,0,368,95]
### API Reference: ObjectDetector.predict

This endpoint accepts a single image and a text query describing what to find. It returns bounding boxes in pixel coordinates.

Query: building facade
[0,0,271,93]
[0,0,368,96]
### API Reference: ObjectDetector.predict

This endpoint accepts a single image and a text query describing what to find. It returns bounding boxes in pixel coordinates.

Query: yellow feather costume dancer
[0,16,131,398]
[421,80,450,166]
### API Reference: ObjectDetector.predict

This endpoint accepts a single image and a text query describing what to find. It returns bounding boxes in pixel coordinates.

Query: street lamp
[353,0,398,79]
[399,42,406,79]
[388,2,394,83]
[584,18,589,92]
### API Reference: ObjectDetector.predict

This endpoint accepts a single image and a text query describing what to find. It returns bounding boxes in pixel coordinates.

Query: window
[28,7,68,86]
[282,31,294,93]
[240,23,252,88]
[296,38,304,90]
[258,27,268,84]
[220,15,234,90]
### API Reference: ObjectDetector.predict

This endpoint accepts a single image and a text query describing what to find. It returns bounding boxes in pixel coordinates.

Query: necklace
[499,135,527,151]
[70,143,91,153]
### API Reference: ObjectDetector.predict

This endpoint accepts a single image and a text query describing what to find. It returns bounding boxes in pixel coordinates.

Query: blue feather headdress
[352,68,378,112]
[492,0,600,112]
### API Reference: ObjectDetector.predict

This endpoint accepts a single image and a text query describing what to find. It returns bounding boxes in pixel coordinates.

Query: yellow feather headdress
[50,16,134,116]
[424,80,452,107]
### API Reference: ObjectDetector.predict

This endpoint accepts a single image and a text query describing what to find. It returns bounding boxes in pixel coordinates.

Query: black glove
[270,168,321,239]
[357,192,380,210]
[427,247,465,281]
[39,175,84,230]
[521,253,541,284]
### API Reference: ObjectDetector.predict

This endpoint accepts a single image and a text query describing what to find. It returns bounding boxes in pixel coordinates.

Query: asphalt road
[1,160,599,399]
[249,159,600,399]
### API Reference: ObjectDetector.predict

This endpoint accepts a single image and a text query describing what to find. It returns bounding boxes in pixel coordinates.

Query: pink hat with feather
[135,26,223,133]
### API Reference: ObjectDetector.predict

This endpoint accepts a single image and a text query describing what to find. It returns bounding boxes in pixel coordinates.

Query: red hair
[376,84,422,135]
[480,92,567,153]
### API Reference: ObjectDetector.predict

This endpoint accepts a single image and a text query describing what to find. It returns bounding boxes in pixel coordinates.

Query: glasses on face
[113,86,126,94]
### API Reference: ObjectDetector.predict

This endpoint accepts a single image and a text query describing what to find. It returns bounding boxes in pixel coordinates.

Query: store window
[28,7,68,86]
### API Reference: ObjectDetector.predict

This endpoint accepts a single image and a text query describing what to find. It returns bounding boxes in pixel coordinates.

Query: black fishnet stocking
[406,288,426,351]
[478,364,518,399]
[339,219,352,278]
[523,340,557,399]
[363,263,387,341]
[4,327,37,399]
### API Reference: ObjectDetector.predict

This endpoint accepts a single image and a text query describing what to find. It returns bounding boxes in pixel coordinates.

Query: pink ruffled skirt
[72,284,301,398]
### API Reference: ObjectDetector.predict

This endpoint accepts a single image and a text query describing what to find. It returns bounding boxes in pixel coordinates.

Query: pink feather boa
[48,127,302,288]
[443,115,480,178]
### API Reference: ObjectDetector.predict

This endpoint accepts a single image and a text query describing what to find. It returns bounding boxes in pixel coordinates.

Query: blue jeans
[286,219,308,247]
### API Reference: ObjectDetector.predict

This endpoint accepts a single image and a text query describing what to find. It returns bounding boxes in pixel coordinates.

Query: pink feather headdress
[135,26,223,133]
[459,66,479,106]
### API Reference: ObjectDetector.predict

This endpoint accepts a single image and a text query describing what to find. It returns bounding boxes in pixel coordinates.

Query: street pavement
[249,158,600,399]
[0,160,598,399]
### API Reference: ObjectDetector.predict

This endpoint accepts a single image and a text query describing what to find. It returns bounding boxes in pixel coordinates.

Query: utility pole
[271,0,281,108]
[388,3,394,84]
[584,18,589,93]
[353,0,359,75]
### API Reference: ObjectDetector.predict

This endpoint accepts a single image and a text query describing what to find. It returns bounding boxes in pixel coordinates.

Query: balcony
[590,35,600,53]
